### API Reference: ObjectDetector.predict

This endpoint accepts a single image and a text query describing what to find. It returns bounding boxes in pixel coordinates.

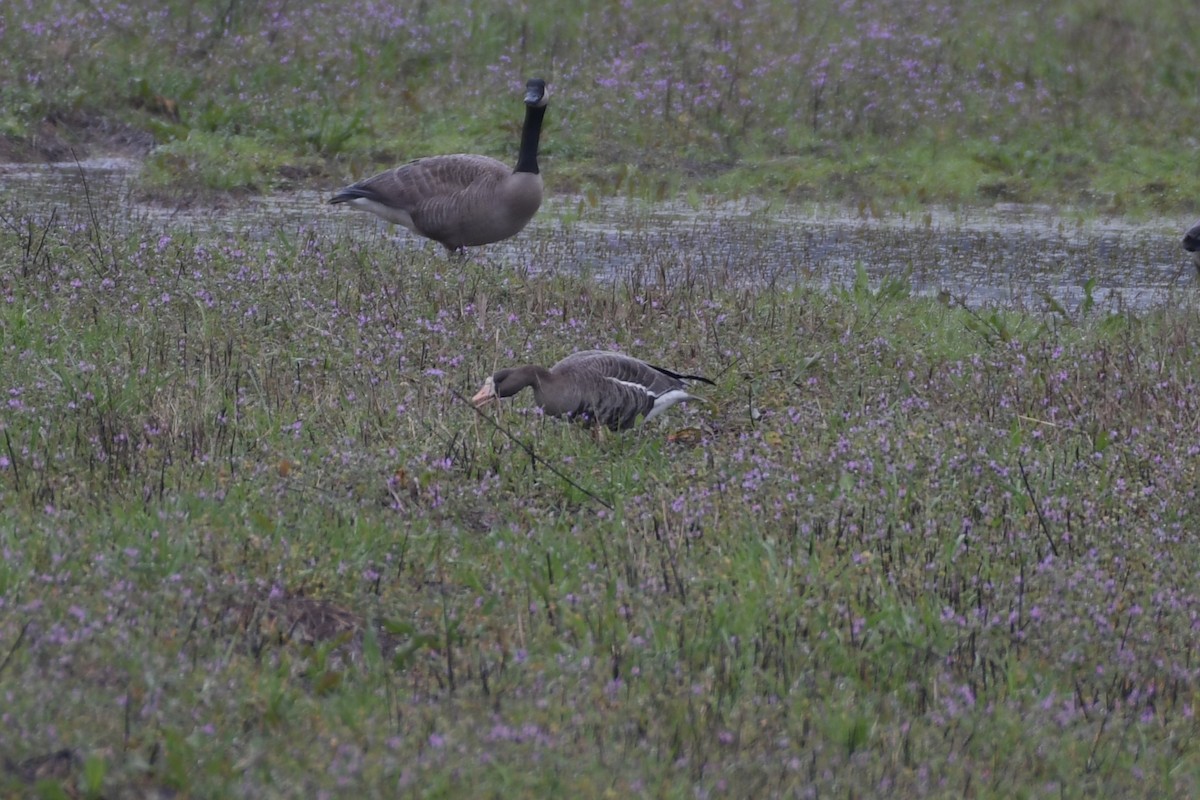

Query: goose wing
[334,155,509,207]
[555,351,714,389]
[552,351,708,430]
[331,154,511,241]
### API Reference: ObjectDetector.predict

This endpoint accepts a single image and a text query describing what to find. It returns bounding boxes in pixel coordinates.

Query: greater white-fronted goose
[329,78,548,254]
[471,350,715,431]
[1183,219,1200,275]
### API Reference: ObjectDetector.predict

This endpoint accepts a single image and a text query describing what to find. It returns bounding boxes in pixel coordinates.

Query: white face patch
[471,376,498,407]
[526,84,549,107]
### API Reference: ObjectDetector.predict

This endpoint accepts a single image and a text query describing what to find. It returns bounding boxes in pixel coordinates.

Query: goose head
[524,78,548,108]
[471,367,543,407]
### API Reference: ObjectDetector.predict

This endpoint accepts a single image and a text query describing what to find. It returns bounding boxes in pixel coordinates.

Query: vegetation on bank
[1,0,1198,212]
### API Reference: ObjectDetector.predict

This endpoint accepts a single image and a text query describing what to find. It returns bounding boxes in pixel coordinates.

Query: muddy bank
[1,156,1194,311]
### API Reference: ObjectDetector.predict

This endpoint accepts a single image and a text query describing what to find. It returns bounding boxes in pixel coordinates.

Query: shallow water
[2,157,1193,310]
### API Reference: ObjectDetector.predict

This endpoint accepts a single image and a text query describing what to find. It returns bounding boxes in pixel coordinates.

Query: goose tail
[328,187,375,205]
[648,363,716,386]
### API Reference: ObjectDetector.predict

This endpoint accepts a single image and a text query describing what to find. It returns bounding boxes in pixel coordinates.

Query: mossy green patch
[141,131,310,194]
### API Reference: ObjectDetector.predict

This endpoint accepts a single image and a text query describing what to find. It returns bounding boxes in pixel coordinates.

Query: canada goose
[472,350,715,431]
[1183,219,1200,274]
[329,78,549,253]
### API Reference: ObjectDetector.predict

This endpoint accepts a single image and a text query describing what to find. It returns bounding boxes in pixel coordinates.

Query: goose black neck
[514,104,546,175]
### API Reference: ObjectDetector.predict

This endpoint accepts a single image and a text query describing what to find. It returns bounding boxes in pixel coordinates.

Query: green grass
[2,0,1198,213]
[139,130,310,195]
[0,187,1199,796]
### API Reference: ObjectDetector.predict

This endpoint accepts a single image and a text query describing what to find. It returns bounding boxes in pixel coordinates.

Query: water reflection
[1,158,1192,310]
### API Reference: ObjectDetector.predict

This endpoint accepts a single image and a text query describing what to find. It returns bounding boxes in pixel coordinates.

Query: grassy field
[1,184,1199,797]
[1,0,1199,212]
[3,1,1200,798]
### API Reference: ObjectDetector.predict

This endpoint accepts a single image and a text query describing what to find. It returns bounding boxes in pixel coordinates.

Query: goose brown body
[1183,219,1200,275]
[472,350,714,431]
[329,79,548,253]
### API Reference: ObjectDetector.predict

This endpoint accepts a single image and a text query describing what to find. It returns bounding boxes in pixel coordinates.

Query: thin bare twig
[71,149,114,277]
[451,387,614,511]
[3,429,21,491]
[0,621,30,677]
[1018,459,1058,558]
